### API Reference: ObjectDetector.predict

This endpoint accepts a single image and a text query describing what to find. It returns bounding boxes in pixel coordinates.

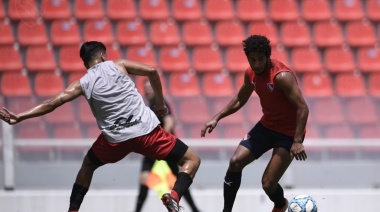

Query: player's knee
[261,178,276,194]
[229,156,245,171]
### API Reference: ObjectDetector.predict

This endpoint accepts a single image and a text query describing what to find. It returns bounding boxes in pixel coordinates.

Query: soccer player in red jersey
[201,35,309,212]
[0,41,201,212]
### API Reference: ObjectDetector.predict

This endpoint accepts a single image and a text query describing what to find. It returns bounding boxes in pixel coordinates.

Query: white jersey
[79,61,160,143]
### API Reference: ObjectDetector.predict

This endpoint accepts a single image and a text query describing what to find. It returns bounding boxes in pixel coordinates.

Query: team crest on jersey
[243,133,250,140]
[267,83,274,92]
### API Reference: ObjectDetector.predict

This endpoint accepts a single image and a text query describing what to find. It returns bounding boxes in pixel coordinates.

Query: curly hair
[79,41,107,66]
[242,35,271,58]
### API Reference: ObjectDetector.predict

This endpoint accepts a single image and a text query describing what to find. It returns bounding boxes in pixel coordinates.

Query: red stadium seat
[182,20,213,46]
[17,20,48,46]
[269,0,299,22]
[0,46,22,72]
[41,0,71,20]
[346,98,378,125]
[74,0,104,20]
[133,75,168,95]
[248,21,279,46]
[367,0,380,21]
[222,124,250,139]
[301,0,332,22]
[67,72,86,85]
[271,46,289,66]
[177,97,210,124]
[291,47,322,73]
[302,72,333,97]
[333,0,364,21]
[126,46,157,67]
[335,73,366,97]
[116,20,148,46]
[78,97,96,125]
[313,20,344,47]
[16,125,52,157]
[59,45,85,72]
[215,20,245,46]
[280,21,311,47]
[368,73,380,97]
[1,73,32,96]
[34,73,65,97]
[357,47,380,73]
[52,125,83,138]
[83,20,114,45]
[7,97,42,124]
[8,0,38,20]
[51,20,81,46]
[44,103,75,125]
[107,0,136,20]
[25,46,56,72]
[85,124,101,138]
[204,0,234,21]
[139,0,169,21]
[172,0,202,21]
[0,1,5,19]
[105,45,121,60]
[312,97,345,125]
[159,46,190,72]
[324,47,355,73]
[212,98,245,124]
[244,96,263,124]
[234,73,245,92]
[188,125,219,138]
[225,46,249,73]
[0,20,15,45]
[236,0,266,22]
[192,46,223,72]
[346,20,377,47]
[149,20,180,46]
[202,73,234,97]
[169,73,201,97]
[324,125,354,138]
[359,125,380,138]
[305,124,321,138]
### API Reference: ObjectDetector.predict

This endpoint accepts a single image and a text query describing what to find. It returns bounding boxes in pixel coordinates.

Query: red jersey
[246,59,298,136]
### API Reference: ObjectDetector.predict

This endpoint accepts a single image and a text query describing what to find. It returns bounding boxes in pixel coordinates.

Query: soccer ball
[288,195,318,212]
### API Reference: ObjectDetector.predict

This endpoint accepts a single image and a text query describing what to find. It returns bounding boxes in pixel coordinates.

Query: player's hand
[154,104,168,116]
[0,107,20,125]
[201,119,218,137]
[290,142,307,161]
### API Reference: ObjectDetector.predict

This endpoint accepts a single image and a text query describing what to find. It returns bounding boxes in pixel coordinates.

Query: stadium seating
[324,47,356,73]
[359,125,380,138]
[280,20,311,47]
[34,73,65,97]
[313,20,344,47]
[236,0,266,22]
[159,46,190,72]
[0,0,5,19]
[106,0,136,20]
[324,125,355,138]
[333,0,364,21]
[269,0,299,22]
[139,0,169,21]
[204,0,235,21]
[335,73,366,97]
[41,0,71,20]
[291,47,322,73]
[116,20,148,46]
[77,97,96,125]
[177,97,210,124]
[1,73,32,97]
[346,21,377,47]
[182,20,213,46]
[301,73,333,98]
[215,20,246,46]
[25,46,56,72]
[74,0,104,20]
[244,96,264,124]
[83,20,114,45]
[50,20,81,46]
[192,46,223,72]
[0,21,15,45]
[59,45,85,72]
[6,97,42,124]
[67,72,86,85]
[44,102,75,125]
[105,45,122,60]
[357,47,380,73]
[17,20,48,46]
[126,46,157,67]
[8,0,38,20]
[368,73,380,97]
[172,0,202,21]
[212,98,245,125]
[225,46,249,73]
[222,124,250,138]
[346,97,378,125]
[366,0,380,21]
[133,75,168,95]
[301,0,332,22]
[312,97,345,125]
[202,73,234,97]
[0,46,23,72]
[149,20,181,46]
[16,125,53,158]
[247,21,279,46]
[271,46,289,65]
[169,73,201,97]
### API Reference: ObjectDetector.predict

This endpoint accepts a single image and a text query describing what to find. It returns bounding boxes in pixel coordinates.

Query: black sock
[172,172,193,200]
[182,189,200,212]
[69,183,89,211]
[135,184,149,212]
[267,184,286,208]
[223,170,242,212]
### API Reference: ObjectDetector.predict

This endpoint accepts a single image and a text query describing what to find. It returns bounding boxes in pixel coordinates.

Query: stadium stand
[215,20,246,46]
[106,0,137,21]
[17,20,49,46]
[333,0,364,21]
[74,0,104,20]
[169,73,201,97]
[25,46,57,72]
[0,46,22,72]
[236,0,266,22]
[116,20,148,46]
[182,20,213,46]
[0,20,15,45]
[139,0,169,21]
[50,20,81,46]
[8,0,38,21]
[172,0,202,21]
[301,0,332,22]
[159,46,191,72]
[204,0,235,21]
[41,0,71,20]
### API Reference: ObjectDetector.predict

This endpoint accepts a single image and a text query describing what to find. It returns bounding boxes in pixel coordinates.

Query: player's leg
[262,147,292,211]
[134,157,155,212]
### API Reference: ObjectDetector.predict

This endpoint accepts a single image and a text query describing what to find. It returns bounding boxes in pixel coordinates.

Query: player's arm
[275,72,309,143]
[0,81,83,125]
[114,59,166,115]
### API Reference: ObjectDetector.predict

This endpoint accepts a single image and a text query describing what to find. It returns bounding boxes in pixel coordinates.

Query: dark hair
[79,41,107,66]
[242,35,271,58]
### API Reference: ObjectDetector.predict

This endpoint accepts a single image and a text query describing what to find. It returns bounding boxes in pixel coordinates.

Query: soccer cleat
[161,193,181,212]
[272,198,288,212]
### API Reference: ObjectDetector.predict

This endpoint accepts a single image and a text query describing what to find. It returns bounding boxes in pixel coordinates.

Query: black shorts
[239,122,297,159]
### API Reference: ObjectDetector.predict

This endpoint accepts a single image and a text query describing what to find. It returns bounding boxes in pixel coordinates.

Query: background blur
[0,0,380,211]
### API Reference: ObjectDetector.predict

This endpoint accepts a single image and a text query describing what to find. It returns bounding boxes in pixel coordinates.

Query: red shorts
[90,125,177,164]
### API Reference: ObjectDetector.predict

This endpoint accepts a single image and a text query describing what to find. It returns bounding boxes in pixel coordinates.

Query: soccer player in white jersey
[0,41,201,212]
